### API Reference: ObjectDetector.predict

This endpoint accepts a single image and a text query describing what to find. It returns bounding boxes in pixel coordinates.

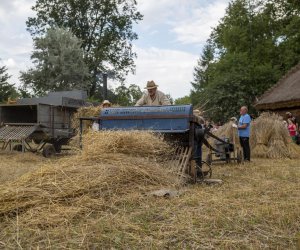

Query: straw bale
[252,113,300,159]
[251,113,273,149]
[267,137,290,159]
[252,144,269,158]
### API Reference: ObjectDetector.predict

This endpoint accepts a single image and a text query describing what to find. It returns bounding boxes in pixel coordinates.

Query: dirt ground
[0,151,299,249]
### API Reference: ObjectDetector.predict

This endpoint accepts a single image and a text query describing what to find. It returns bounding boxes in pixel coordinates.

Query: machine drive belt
[202,138,221,153]
[206,131,231,145]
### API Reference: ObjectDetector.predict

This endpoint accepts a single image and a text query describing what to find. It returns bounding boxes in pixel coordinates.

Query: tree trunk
[89,71,98,97]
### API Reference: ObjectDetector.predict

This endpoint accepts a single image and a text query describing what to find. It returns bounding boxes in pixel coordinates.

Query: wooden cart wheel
[42,145,56,158]
[53,143,62,153]
[33,139,42,144]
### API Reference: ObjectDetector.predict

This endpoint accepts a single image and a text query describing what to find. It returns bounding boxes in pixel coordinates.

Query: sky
[0,0,230,99]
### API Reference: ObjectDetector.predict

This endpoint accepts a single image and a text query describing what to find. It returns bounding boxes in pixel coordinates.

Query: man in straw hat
[238,106,251,162]
[135,80,171,106]
[101,100,112,108]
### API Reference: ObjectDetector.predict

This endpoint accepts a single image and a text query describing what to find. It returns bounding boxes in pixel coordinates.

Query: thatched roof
[255,63,300,110]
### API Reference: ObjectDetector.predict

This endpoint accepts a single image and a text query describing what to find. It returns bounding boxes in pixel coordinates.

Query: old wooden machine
[0,90,87,157]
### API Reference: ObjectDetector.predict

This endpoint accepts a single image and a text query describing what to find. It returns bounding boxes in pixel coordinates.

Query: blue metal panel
[99,105,192,133]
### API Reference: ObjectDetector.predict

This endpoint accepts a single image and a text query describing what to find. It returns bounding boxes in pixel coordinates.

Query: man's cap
[144,80,159,90]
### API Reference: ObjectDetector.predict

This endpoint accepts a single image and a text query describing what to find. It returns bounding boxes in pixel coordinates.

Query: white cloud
[125,46,198,99]
[136,0,175,28]
[171,1,229,44]
[2,58,16,68]
[137,0,229,45]
[0,0,34,85]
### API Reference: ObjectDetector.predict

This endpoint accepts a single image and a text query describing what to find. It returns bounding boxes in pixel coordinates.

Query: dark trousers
[239,137,250,161]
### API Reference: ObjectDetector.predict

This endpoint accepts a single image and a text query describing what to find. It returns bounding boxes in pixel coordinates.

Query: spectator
[238,106,251,162]
[102,100,112,108]
[286,112,298,130]
[287,118,297,143]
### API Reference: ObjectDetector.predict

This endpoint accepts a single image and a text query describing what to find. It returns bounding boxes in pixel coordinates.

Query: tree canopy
[191,0,300,122]
[0,65,18,103]
[20,28,90,95]
[114,83,142,106]
[26,0,142,97]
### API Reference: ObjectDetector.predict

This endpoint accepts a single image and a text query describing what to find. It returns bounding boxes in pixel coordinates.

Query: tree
[26,0,143,97]
[175,96,191,105]
[114,83,142,106]
[191,0,300,122]
[128,84,143,104]
[0,65,18,103]
[20,28,90,95]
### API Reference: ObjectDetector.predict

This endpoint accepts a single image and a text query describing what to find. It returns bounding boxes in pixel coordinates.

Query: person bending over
[135,80,171,106]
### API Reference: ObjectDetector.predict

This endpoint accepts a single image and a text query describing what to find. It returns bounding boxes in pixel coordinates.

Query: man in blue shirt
[238,106,251,161]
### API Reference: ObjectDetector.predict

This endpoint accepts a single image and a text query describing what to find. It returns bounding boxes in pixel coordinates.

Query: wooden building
[255,63,300,119]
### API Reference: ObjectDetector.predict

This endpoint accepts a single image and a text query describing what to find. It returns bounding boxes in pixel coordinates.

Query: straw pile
[71,105,102,133]
[251,113,274,158]
[251,113,300,159]
[69,105,102,147]
[0,131,181,247]
[80,130,174,160]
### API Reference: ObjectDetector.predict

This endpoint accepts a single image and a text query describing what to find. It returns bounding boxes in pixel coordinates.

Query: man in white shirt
[135,80,171,106]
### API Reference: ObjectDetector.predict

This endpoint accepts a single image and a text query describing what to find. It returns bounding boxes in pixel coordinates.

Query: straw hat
[193,109,202,116]
[144,80,158,90]
[102,100,111,106]
[230,117,237,122]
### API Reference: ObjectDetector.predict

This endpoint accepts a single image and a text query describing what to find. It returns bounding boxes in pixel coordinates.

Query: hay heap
[250,113,274,158]
[0,131,180,248]
[251,113,300,159]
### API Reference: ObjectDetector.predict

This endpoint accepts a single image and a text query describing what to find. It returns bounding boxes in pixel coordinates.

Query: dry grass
[0,131,299,249]
[0,152,46,183]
